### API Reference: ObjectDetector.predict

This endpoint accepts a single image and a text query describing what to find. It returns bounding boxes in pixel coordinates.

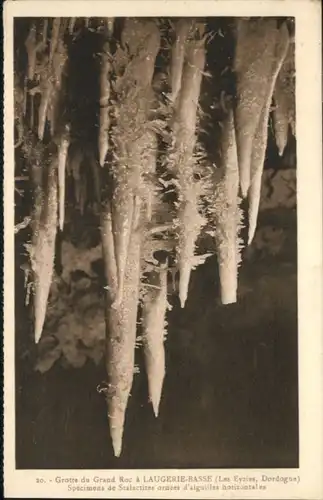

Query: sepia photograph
[3,1,322,498]
[13,14,298,469]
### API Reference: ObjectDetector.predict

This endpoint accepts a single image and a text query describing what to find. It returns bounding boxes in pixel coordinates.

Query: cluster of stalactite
[14,17,295,457]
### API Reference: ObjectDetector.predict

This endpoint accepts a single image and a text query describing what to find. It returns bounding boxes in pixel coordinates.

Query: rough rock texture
[260,168,296,210]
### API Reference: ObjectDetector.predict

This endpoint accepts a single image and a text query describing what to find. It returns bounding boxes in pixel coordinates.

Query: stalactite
[99,38,111,167]
[105,225,142,457]
[211,109,242,305]
[142,262,169,417]
[57,124,70,231]
[28,52,52,141]
[41,18,48,46]
[177,187,206,308]
[233,18,280,197]
[248,22,290,245]
[49,18,61,63]
[29,156,58,344]
[49,24,68,137]
[169,23,207,308]
[272,42,296,156]
[28,18,68,141]
[25,22,38,80]
[68,17,76,35]
[14,74,25,148]
[105,18,114,37]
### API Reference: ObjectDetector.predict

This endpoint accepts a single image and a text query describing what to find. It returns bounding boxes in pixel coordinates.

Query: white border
[3,1,323,499]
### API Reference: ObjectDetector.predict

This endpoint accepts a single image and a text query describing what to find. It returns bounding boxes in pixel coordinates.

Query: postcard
[3,1,323,498]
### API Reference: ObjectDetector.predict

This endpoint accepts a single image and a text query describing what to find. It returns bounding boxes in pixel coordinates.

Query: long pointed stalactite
[208,109,242,305]
[168,20,207,308]
[142,261,169,418]
[233,18,280,198]
[28,152,59,344]
[247,20,290,244]
[105,227,142,458]
[272,42,296,157]
[14,16,296,457]
[98,25,112,167]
